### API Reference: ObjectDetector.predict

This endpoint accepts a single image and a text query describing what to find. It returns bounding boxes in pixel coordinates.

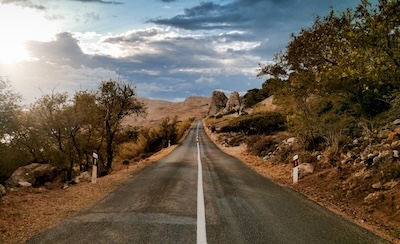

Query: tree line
[0,78,188,183]
[257,0,399,150]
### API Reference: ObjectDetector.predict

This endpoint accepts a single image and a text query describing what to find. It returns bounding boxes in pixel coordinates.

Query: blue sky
[0,0,376,104]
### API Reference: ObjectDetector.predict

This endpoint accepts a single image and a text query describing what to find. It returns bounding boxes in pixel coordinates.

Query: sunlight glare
[0,5,58,64]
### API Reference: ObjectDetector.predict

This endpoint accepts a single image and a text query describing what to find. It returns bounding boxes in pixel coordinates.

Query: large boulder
[224,91,241,114]
[298,163,314,178]
[6,163,58,187]
[208,91,228,116]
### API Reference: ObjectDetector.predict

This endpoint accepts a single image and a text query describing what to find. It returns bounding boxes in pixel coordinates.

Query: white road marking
[196,122,207,244]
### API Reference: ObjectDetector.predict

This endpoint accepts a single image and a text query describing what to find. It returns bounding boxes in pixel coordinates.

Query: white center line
[196,122,207,244]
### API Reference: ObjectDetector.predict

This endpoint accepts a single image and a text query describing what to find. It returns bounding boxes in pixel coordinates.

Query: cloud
[195,76,216,84]
[69,0,123,4]
[159,0,177,2]
[1,0,46,10]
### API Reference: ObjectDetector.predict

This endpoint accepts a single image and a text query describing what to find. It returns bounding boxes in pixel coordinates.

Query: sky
[0,0,374,104]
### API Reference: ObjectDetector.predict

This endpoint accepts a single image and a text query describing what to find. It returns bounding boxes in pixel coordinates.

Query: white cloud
[195,76,216,84]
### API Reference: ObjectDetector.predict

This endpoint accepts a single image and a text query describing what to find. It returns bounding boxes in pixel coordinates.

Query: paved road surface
[28,122,388,243]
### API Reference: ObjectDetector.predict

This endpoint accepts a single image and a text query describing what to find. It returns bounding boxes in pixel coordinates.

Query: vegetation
[257,0,399,151]
[220,112,285,135]
[0,78,194,184]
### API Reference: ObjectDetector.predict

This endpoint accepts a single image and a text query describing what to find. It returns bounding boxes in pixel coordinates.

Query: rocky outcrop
[6,163,58,187]
[208,91,228,116]
[224,91,242,114]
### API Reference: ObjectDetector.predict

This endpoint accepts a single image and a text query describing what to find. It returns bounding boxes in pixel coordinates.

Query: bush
[220,112,285,135]
[246,135,278,157]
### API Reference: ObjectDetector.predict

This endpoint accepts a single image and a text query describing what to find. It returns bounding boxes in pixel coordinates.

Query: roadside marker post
[92,152,98,184]
[293,155,299,184]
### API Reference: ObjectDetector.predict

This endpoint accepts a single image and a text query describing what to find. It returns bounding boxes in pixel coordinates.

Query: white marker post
[92,152,98,184]
[293,155,299,184]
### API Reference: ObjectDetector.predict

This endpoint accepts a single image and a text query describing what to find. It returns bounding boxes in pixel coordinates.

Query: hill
[124,96,210,126]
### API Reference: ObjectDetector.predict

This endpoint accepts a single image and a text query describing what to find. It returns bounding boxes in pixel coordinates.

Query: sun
[0,5,58,64]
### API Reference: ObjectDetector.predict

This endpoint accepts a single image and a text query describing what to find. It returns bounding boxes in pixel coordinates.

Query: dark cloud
[25,32,89,68]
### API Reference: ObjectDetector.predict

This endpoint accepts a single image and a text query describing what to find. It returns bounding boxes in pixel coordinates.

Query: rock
[393,150,399,158]
[208,91,228,116]
[392,140,400,149]
[73,171,91,184]
[284,137,297,145]
[393,119,400,125]
[6,163,58,188]
[383,180,398,190]
[0,184,6,196]
[372,150,393,165]
[353,139,359,145]
[364,192,383,205]
[224,91,241,114]
[371,182,382,190]
[18,181,32,188]
[298,163,314,177]
[354,168,372,180]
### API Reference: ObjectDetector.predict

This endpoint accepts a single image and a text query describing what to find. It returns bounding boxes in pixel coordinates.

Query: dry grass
[0,146,177,244]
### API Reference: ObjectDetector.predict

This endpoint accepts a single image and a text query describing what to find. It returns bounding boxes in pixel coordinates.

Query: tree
[0,77,23,183]
[258,0,399,149]
[97,80,146,172]
[0,77,21,136]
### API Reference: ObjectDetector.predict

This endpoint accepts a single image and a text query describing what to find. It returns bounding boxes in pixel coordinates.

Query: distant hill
[124,96,210,127]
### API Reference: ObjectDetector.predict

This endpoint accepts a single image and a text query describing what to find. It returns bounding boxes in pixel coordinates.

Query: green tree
[97,80,146,172]
[258,0,399,149]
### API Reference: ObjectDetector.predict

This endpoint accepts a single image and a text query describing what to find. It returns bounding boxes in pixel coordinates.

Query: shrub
[246,135,278,157]
[220,112,285,135]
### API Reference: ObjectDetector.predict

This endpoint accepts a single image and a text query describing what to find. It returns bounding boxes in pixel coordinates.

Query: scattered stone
[393,150,399,158]
[393,119,400,125]
[0,184,6,196]
[372,182,382,190]
[284,137,297,145]
[353,139,359,145]
[18,181,32,188]
[364,192,383,205]
[383,180,398,190]
[354,168,372,180]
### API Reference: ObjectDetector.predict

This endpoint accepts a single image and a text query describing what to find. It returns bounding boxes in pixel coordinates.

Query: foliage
[246,135,278,157]
[220,112,286,135]
[258,0,400,151]
[97,80,146,172]
[116,117,193,162]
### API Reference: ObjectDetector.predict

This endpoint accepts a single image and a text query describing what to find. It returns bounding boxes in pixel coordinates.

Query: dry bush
[246,135,278,157]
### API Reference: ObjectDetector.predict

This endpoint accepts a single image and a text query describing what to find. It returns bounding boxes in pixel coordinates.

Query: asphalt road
[28,122,388,244]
